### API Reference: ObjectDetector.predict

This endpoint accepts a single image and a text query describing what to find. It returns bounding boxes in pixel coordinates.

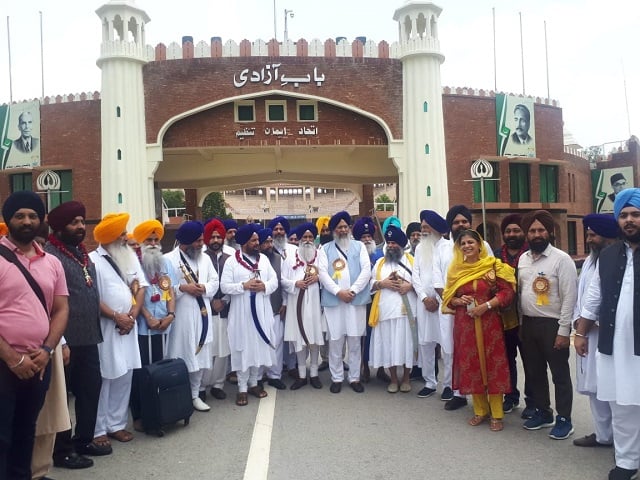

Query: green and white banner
[496,93,536,158]
[1,100,41,170]
[592,166,634,213]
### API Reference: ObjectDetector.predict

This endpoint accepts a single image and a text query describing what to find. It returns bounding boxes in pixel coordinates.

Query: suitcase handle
[154,358,173,366]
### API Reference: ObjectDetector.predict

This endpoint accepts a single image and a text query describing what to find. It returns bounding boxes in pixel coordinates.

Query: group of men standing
[2,190,640,480]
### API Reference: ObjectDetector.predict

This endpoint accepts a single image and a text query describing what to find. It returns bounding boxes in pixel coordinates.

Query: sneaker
[444,396,468,411]
[609,467,639,480]
[521,405,536,420]
[523,409,555,430]
[440,386,454,401]
[503,398,519,414]
[549,416,574,440]
[417,387,436,398]
[192,397,211,412]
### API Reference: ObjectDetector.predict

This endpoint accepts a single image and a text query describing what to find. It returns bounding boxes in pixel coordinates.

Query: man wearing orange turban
[89,213,148,446]
[129,219,178,432]
[315,216,332,246]
[0,222,8,236]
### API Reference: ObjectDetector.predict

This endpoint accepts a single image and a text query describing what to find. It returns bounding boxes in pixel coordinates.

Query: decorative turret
[95,0,154,224]
[393,1,449,220]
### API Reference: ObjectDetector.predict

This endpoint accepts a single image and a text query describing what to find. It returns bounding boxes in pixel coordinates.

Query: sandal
[490,418,504,432]
[248,386,268,398]
[236,392,248,406]
[107,429,134,442]
[468,415,489,427]
[92,435,111,449]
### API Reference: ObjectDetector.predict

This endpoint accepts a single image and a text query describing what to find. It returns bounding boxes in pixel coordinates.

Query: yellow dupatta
[441,233,516,313]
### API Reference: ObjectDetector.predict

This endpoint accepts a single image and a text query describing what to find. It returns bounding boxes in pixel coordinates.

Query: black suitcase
[139,357,194,436]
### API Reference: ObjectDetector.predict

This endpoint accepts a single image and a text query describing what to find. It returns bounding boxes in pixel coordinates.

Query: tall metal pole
[7,16,13,103]
[544,20,550,100]
[492,8,497,92]
[40,11,45,99]
[519,12,525,95]
[273,0,277,41]
[480,177,487,233]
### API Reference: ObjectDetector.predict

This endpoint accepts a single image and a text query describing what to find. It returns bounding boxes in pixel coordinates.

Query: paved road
[51,351,613,480]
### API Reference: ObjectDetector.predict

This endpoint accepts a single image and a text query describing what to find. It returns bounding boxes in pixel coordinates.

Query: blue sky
[1,0,637,149]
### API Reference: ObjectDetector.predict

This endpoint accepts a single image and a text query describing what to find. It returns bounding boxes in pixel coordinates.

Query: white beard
[417,233,439,271]
[273,236,287,253]
[298,241,316,263]
[364,240,377,256]
[104,242,137,279]
[141,244,165,279]
[334,233,350,251]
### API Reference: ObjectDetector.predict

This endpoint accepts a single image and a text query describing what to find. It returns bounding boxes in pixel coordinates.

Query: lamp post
[284,9,294,44]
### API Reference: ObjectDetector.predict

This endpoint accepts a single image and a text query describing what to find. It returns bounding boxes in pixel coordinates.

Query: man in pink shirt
[0,190,69,480]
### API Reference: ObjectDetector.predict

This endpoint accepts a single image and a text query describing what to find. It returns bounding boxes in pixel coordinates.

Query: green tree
[202,192,232,220]
[162,189,185,208]
[375,193,395,212]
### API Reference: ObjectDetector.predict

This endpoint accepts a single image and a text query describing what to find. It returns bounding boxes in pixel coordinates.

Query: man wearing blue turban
[575,189,640,480]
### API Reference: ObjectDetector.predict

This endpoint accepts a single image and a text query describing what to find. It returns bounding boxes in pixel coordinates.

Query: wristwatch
[41,345,54,358]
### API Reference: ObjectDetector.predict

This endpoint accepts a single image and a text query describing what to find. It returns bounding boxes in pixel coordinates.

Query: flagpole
[492,7,497,92]
[519,12,525,95]
[7,16,13,103]
[40,11,45,99]
[273,0,277,41]
[622,59,631,137]
[544,20,550,100]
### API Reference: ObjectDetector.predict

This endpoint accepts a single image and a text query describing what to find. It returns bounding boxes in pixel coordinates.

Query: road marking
[243,386,276,480]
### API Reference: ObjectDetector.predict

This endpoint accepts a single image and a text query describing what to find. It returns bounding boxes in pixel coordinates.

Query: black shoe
[75,441,112,456]
[376,368,391,383]
[409,366,423,379]
[198,390,207,402]
[53,452,94,469]
[503,398,519,414]
[609,466,639,480]
[574,433,613,447]
[521,405,536,420]
[210,387,227,400]
[310,376,323,389]
[330,382,342,393]
[318,361,329,372]
[267,378,287,390]
[290,378,308,390]
[350,381,364,393]
[440,386,454,401]
[417,387,436,398]
[444,396,468,411]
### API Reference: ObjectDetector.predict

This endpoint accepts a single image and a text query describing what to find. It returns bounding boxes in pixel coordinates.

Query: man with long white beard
[412,209,449,398]
[572,213,618,448]
[90,213,146,446]
[129,220,178,431]
[369,226,416,393]
[164,221,219,412]
[282,223,324,390]
[318,211,371,394]
[221,223,278,406]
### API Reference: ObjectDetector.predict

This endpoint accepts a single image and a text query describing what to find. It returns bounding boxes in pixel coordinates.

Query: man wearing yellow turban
[89,213,148,446]
[129,219,179,432]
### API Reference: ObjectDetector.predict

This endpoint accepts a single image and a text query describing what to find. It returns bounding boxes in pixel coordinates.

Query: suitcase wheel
[184,418,190,426]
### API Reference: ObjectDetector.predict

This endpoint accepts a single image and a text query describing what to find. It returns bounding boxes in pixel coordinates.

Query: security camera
[289,11,294,17]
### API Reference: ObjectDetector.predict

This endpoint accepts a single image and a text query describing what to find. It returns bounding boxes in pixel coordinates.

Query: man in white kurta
[220,224,278,406]
[282,223,324,390]
[318,211,371,394]
[411,209,449,398]
[576,190,640,480]
[572,214,617,448]
[164,221,219,412]
[369,227,416,393]
[90,213,146,444]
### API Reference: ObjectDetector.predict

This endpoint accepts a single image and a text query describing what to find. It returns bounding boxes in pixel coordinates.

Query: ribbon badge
[332,258,345,280]
[533,273,550,306]
[158,274,172,301]
[130,278,140,305]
